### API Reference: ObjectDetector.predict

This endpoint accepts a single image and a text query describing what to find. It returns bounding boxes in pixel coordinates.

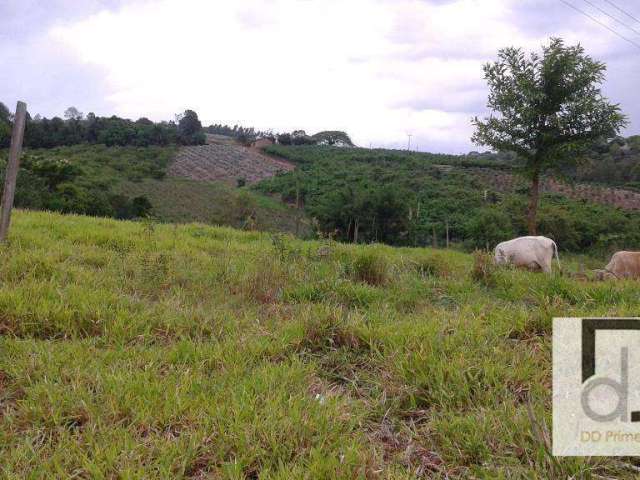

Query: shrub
[347,250,390,286]
[464,207,515,250]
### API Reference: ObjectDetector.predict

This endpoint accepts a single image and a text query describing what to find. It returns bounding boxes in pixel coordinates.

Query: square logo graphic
[553,318,640,456]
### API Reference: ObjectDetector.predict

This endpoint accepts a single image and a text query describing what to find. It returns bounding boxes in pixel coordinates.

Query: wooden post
[0,101,27,242]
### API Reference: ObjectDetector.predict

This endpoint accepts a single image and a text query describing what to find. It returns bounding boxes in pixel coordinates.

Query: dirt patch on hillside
[168,144,294,185]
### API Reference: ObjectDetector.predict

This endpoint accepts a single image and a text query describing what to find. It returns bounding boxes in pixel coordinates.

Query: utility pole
[0,101,27,242]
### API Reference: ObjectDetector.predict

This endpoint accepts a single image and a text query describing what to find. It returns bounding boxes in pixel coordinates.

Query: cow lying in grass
[494,236,561,273]
[595,251,640,280]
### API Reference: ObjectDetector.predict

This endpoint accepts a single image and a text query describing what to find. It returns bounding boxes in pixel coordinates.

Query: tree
[277,133,292,145]
[64,106,83,121]
[311,131,354,147]
[472,38,626,234]
[177,109,205,145]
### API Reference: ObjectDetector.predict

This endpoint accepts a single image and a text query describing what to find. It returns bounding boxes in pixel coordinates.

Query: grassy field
[118,177,309,235]
[1,210,639,478]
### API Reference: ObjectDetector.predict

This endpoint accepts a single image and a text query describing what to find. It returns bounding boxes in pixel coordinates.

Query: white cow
[494,236,561,273]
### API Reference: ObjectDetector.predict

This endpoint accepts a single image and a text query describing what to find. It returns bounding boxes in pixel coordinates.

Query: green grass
[8,144,309,234]
[21,144,178,185]
[1,210,640,478]
[117,177,310,235]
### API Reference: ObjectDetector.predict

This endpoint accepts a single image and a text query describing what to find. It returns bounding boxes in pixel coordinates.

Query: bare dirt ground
[168,135,294,184]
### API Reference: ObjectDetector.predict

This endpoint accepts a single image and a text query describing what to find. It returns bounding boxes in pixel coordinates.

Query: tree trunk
[445,219,450,248]
[353,218,359,244]
[527,170,540,235]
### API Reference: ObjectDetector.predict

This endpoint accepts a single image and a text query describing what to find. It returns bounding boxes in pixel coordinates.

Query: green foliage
[464,207,515,250]
[277,132,292,145]
[118,177,311,235]
[311,131,354,147]
[473,38,625,170]
[1,210,640,478]
[256,144,640,253]
[0,144,175,220]
[0,101,11,148]
[177,109,205,145]
[346,249,390,286]
[473,38,626,233]
[23,108,205,148]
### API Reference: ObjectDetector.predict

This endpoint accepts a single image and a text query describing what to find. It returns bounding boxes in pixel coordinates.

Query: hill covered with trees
[255,143,640,253]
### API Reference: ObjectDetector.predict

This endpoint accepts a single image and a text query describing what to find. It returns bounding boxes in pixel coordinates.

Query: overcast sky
[2,0,639,153]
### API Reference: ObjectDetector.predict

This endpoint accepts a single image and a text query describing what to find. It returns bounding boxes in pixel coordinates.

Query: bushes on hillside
[464,207,515,250]
[255,145,640,253]
[0,145,163,221]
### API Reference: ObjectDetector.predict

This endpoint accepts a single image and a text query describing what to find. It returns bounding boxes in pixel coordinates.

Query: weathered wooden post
[0,101,27,242]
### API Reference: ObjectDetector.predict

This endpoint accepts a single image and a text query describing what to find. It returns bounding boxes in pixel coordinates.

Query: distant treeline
[0,104,206,148]
[205,124,269,140]
[205,122,354,147]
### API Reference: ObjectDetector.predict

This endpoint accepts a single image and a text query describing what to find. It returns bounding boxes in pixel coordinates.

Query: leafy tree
[277,133,292,145]
[311,131,354,147]
[177,110,205,145]
[0,102,10,123]
[0,102,12,148]
[472,38,626,234]
[64,106,83,121]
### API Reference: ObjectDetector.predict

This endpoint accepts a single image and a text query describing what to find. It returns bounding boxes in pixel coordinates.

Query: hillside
[1,210,639,478]
[256,144,640,253]
[168,143,293,185]
[118,177,307,234]
[3,144,307,235]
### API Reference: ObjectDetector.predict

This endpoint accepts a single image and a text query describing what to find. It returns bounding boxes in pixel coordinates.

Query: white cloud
[43,0,640,153]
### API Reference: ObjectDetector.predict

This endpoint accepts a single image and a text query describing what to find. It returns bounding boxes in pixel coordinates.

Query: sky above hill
[2,0,639,153]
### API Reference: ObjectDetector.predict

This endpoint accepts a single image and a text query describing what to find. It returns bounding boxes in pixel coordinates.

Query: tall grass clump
[407,252,451,278]
[470,250,497,287]
[346,250,390,286]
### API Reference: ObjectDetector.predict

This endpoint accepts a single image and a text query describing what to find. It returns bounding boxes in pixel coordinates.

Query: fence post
[0,101,27,242]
